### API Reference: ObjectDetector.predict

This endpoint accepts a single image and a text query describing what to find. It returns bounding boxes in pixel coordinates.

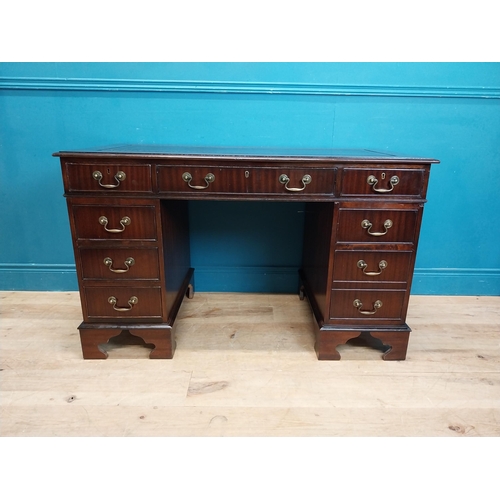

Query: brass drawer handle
[99,216,131,233]
[361,219,392,236]
[92,170,126,189]
[103,257,135,273]
[108,295,138,312]
[182,172,215,189]
[367,174,399,193]
[353,299,383,315]
[357,259,388,276]
[279,174,312,192]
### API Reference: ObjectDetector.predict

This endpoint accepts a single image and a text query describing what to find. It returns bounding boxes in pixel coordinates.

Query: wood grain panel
[156,165,335,196]
[157,166,248,193]
[336,207,419,244]
[79,247,160,280]
[72,204,157,240]
[65,162,152,193]
[83,286,163,321]
[160,200,192,321]
[340,165,426,197]
[329,288,406,323]
[332,249,413,285]
[301,202,334,321]
[253,168,335,194]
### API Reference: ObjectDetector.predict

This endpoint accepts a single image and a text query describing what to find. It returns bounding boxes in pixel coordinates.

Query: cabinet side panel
[301,202,334,321]
[161,200,191,320]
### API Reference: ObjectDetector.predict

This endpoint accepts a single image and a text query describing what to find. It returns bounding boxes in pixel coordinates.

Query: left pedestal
[60,152,193,361]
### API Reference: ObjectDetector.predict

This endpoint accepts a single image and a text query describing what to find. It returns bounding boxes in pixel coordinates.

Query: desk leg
[314,327,410,361]
[78,324,175,359]
[79,326,115,359]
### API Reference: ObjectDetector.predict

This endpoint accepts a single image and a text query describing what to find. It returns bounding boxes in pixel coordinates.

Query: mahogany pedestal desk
[55,146,438,360]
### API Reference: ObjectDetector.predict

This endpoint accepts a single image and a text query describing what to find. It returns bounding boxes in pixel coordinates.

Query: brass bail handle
[182,172,215,190]
[92,170,126,189]
[279,174,312,192]
[357,259,388,276]
[99,216,131,233]
[367,174,399,193]
[103,257,135,273]
[108,295,138,312]
[353,299,383,315]
[361,219,392,237]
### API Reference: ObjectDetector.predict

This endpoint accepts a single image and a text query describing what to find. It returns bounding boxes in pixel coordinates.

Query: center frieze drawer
[79,247,161,280]
[157,165,335,195]
[83,286,164,321]
[329,289,406,323]
[157,165,246,193]
[72,204,158,241]
[253,168,335,195]
[336,207,419,244]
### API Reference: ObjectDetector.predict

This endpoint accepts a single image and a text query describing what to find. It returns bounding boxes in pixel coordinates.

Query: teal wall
[1,63,499,295]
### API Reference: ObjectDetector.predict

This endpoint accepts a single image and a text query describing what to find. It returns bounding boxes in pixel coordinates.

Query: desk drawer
[83,286,163,321]
[329,289,406,323]
[340,166,426,197]
[332,249,413,285]
[80,247,160,280]
[336,207,419,244]
[157,166,247,193]
[72,204,157,241]
[64,163,152,193]
[254,168,335,195]
[157,165,335,195]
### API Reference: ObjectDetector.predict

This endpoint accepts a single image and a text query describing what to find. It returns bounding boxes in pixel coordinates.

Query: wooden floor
[1,291,499,437]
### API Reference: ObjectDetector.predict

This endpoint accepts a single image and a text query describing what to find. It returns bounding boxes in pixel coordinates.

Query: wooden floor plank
[1,291,499,436]
[1,405,498,437]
